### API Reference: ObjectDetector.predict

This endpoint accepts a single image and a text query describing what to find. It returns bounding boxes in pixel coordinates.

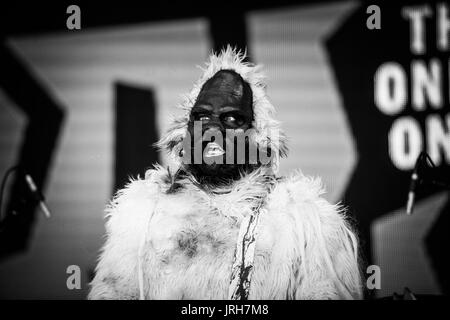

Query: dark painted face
[185,69,256,184]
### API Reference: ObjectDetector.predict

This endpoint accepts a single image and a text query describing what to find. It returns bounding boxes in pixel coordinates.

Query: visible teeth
[204,142,225,157]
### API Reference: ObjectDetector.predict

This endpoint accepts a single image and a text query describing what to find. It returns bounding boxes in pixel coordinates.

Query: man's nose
[202,116,224,134]
[202,125,223,142]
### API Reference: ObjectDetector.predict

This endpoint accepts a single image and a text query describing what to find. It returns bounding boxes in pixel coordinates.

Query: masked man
[89,47,363,300]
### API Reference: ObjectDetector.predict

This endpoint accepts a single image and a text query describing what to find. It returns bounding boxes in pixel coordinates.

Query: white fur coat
[89,47,363,300]
[89,166,363,299]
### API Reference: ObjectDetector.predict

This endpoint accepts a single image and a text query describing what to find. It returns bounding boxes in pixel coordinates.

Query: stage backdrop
[0,0,448,298]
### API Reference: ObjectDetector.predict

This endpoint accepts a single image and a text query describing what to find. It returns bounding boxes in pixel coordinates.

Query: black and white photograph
[0,0,449,307]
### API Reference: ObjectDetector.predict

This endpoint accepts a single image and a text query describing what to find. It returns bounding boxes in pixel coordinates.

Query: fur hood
[155,46,288,173]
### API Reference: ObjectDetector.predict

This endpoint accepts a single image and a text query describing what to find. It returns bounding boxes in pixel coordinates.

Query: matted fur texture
[89,49,363,300]
[89,166,363,299]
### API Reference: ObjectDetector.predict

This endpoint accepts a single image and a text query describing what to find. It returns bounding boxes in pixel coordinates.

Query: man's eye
[225,115,236,123]
[223,114,244,126]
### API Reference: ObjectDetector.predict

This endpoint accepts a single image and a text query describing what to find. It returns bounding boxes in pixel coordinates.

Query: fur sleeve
[88,173,161,300]
[281,173,363,300]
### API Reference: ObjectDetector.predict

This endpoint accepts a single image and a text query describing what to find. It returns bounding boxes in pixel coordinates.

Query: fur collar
[145,164,278,220]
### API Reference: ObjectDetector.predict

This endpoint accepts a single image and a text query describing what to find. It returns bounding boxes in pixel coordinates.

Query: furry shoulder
[104,165,169,234]
[268,171,363,299]
[271,170,327,204]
